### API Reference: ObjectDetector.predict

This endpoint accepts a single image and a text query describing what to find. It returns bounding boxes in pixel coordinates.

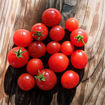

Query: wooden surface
[0,0,105,105]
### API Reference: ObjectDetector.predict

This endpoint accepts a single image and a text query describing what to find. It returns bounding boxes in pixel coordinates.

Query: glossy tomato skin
[31,23,48,41]
[13,29,32,47]
[65,18,79,32]
[61,41,74,55]
[18,73,35,91]
[7,47,29,68]
[70,29,88,47]
[36,69,57,91]
[71,50,88,69]
[49,26,65,41]
[61,70,79,89]
[48,53,69,72]
[28,41,46,58]
[47,41,61,54]
[42,8,61,27]
[26,58,44,75]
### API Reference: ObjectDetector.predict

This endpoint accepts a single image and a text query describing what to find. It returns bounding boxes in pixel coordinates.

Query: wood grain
[0,0,105,105]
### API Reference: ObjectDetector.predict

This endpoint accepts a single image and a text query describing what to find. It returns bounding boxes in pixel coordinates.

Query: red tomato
[48,53,69,72]
[61,41,74,55]
[65,18,79,32]
[70,29,88,47]
[47,41,61,54]
[71,50,88,69]
[31,23,48,41]
[28,41,46,58]
[35,69,57,91]
[13,29,32,47]
[61,70,79,89]
[7,47,29,68]
[18,73,35,91]
[26,58,44,75]
[42,8,61,27]
[49,26,65,41]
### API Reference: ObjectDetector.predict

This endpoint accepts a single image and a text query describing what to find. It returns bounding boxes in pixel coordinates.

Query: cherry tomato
[18,73,35,91]
[42,8,61,27]
[71,50,88,69]
[31,23,48,41]
[61,41,74,55]
[7,47,29,68]
[28,41,46,58]
[61,70,79,89]
[49,26,65,41]
[70,29,88,47]
[26,58,44,75]
[13,29,32,47]
[48,53,69,72]
[35,69,57,91]
[65,18,79,32]
[47,41,61,54]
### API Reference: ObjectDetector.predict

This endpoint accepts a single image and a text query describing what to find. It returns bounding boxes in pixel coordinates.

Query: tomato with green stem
[70,29,88,47]
[13,29,32,47]
[26,58,44,75]
[48,53,69,72]
[7,47,29,68]
[71,50,88,69]
[18,73,35,91]
[61,70,79,89]
[42,8,61,27]
[28,41,46,58]
[35,69,57,91]
[31,23,48,40]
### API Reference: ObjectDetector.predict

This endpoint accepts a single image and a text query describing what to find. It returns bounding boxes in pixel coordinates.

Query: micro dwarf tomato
[49,26,65,41]
[47,41,61,54]
[35,69,57,91]
[13,29,32,47]
[71,50,88,69]
[70,29,88,47]
[28,41,46,58]
[61,70,79,89]
[65,18,79,32]
[31,23,48,41]
[48,53,69,72]
[26,58,44,75]
[18,73,35,91]
[7,47,29,68]
[42,8,61,27]
[61,41,74,55]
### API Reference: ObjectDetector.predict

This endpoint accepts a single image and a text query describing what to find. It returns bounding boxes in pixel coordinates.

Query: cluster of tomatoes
[7,8,88,91]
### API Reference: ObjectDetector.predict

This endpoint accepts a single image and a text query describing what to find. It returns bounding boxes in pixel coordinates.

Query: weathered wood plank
[0,0,105,105]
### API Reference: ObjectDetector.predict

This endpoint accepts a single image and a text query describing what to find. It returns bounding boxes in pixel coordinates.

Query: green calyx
[75,34,85,45]
[32,30,44,40]
[35,71,46,82]
[13,47,25,58]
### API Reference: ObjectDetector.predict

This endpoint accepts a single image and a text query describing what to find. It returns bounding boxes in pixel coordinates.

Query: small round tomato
[13,29,32,47]
[26,58,44,75]
[65,18,79,32]
[71,50,88,69]
[18,73,35,91]
[7,47,29,68]
[35,69,57,91]
[49,26,65,41]
[61,70,79,89]
[28,41,46,58]
[70,29,88,47]
[47,41,61,54]
[61,41,74,55]
[42,8,61,27]
[31,23,48,41]
[48,53,69,72]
